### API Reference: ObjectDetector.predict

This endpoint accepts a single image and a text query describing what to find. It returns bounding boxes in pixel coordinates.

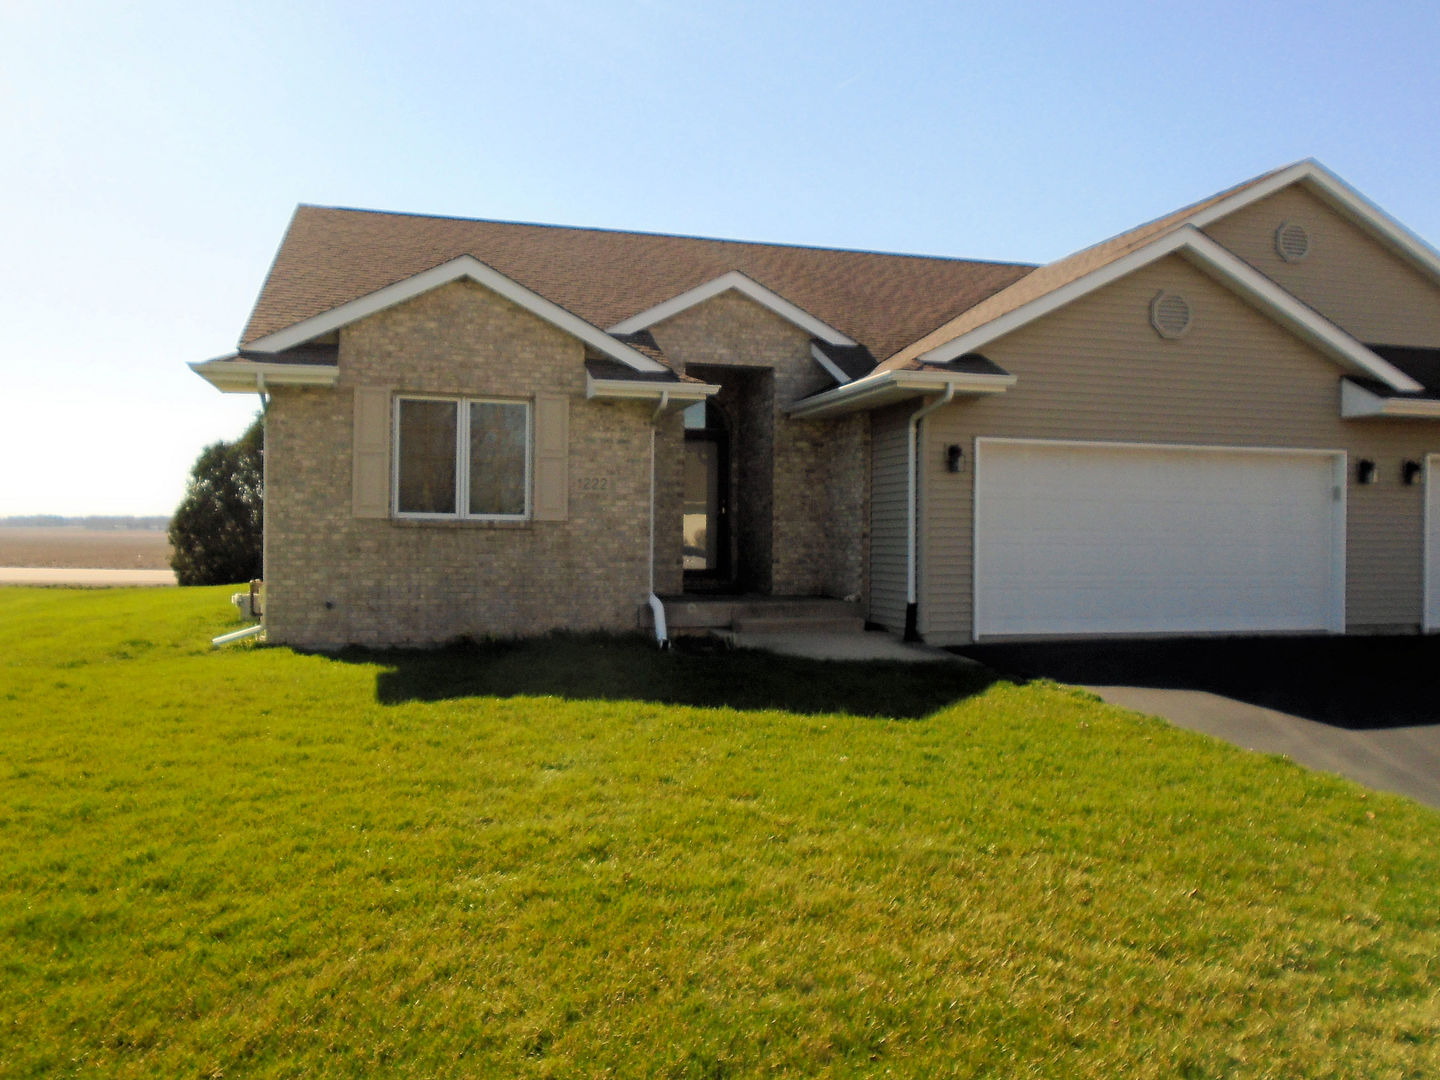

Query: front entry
[682,400,732,589]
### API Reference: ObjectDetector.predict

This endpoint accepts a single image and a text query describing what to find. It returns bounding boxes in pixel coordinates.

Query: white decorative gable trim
[919,226,1423,393]
[244,254,667,373]
[608,270,856,346]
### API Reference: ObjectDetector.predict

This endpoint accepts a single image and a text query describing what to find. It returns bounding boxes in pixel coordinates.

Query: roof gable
[902,227,1421,392]
[244,254,667,374]
[888,160,1440,370]
[608,270,856,345]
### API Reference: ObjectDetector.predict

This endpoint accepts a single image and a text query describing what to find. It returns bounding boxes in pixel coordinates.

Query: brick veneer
[264,280,658,648]
[648,290,869,600]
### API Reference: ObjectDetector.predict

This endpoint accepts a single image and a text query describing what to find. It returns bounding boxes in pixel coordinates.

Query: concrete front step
[652,595,862,631]
[731,615,866,635]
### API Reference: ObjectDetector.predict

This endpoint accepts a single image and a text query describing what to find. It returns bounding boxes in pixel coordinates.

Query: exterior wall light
[1402,460,1423,486]
[1356,459,1377,485]
[946,444,964,473]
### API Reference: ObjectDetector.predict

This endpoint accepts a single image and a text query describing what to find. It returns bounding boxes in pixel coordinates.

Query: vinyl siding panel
[1203,185,1440,347]
[919,254,1437,644]
[869,405,911,631]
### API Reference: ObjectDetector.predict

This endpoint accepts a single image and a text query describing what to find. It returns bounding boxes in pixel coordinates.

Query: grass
[1,586,1437,1078]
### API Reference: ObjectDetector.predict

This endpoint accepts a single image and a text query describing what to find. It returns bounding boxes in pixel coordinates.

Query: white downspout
[905,384,955,641]
[647,391,671,648]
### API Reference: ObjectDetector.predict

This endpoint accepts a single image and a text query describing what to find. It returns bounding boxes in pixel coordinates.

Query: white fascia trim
[585,374,719,402]
[608,270,856,346]
[788,367,1015,420]
[809,342,853,385]
[244,255,666,374]
[1340,378,1440,419]
[189,358,339,393]
[1186,160,1440,284]
[918,226,1423,393]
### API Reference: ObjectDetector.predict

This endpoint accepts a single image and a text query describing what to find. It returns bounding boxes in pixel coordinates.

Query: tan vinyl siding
[868,405,911,631]
[1203,185,1440,347]
[918,254,1438,644]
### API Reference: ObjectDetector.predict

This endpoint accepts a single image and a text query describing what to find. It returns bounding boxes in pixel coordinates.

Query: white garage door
[973,439,1346,638]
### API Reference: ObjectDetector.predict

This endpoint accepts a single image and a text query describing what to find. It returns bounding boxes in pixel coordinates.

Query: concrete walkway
[730,630,965,663]
[0,567,177,587]
[1085,685,1440,810]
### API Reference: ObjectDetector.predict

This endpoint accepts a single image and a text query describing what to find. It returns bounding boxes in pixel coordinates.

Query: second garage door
[973,439,1346,639]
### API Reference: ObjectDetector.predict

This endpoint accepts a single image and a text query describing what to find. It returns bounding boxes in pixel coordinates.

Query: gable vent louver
[1275,221,1311,262]
[1150,291,1192,339]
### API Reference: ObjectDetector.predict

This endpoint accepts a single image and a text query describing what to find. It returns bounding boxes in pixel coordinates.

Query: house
[192,160,1440,649]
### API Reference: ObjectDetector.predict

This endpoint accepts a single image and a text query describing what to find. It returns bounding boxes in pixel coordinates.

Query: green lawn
[1,587,1437,1079]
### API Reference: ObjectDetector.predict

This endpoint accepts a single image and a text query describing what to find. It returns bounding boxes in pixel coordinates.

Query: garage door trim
[972,437,1348,640]
[1426,454,1440,634]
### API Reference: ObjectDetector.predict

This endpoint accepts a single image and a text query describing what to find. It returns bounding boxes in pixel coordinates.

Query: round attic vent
[1150,291,1192,339]
[1275,220,1310,262]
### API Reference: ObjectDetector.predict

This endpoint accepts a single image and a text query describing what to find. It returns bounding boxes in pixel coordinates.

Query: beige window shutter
[352,386,392,518]
[532,393,570,521]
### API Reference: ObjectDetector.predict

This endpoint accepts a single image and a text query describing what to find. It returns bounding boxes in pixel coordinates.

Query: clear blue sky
[2,0,1437,515]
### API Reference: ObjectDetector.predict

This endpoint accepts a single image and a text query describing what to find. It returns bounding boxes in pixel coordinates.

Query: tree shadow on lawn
[958,635,1440,730]
[329,633,999,719]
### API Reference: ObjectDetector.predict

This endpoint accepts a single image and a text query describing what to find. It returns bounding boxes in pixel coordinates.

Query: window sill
[390,516,532,531]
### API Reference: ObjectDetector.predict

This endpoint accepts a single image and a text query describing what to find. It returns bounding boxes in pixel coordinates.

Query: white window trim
[392,394,532,521]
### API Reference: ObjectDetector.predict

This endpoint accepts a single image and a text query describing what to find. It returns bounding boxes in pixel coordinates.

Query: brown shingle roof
[241,208,1035,362]
[880,163,1299,371]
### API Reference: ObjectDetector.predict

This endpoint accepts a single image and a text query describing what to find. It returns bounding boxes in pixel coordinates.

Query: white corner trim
[189,357,340,393]
[1187,160,1440,284]
[584,373,719,402]
[918,226,1423,393]
[809,342,853,385]
[1340,378,1440,419]
[244,255,666,374]
[1425,454,1440,633]
[608,270,856,345]
[787,367,1016,420]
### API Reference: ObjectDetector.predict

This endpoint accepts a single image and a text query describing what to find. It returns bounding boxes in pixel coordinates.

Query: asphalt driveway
[958,635,1440,809]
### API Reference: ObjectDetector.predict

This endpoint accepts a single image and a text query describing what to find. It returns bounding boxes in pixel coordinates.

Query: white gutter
[788,367,1014,420]
[189,358,340,394]
[586,373,718,402]
[904,385,955,641]
[647,391,671,648]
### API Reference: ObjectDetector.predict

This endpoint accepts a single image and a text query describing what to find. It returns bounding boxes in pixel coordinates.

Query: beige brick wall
[265,280,657,648]
[648,290,869,599]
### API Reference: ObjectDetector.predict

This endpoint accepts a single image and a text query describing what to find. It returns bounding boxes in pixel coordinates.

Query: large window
[394,396,530,519]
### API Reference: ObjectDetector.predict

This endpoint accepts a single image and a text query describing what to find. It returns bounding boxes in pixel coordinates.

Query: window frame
[391,394,532,522]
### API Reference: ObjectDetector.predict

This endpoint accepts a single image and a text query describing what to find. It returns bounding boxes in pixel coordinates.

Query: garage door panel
[974,441,1344,638]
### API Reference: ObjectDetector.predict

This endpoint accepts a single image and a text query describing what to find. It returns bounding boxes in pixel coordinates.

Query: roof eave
[190,357,340,393]
[788,369,1016,420]
[585,374,719,402]
[1340,378,1440,419]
